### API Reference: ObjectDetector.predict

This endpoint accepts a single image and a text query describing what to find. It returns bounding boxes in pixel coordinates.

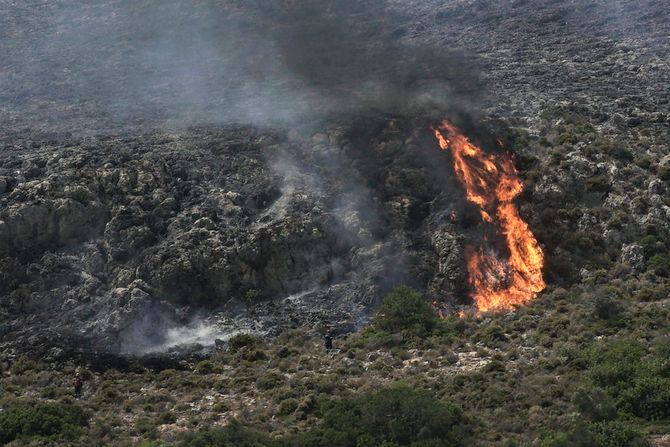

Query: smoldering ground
[1,0,484,134]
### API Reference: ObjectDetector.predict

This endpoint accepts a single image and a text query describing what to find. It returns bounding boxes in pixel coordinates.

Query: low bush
[9,356,37,375]
[658,164,670,181]
[179,385,470,447]
[580,338,670,420]
[540,420,646,447]
[373,286,438,338]
[572,387,616,422]
[277,398,299,416]
[585,175,611,193]
[135,417,159,438]
[194,360,220,374]
[647,254,670,277]
[0,402,88,444]
[289,384,471,446]
[229,334,261,353]
[256,372,284,391]
[588,420,648,447]
[592,295,624,321]
[157,411,177,425]
[178,420,277,447]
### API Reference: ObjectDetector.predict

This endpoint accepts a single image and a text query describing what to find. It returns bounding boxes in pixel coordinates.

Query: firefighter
[73,373,83,399]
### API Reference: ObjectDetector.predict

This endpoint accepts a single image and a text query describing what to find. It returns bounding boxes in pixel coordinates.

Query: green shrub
[608,146,634,162]
[635,285,664,302]
[178,420,276,447]
[594,138,633,162]
[638,235,663,257]
[540,421,646,447]
[647,254,670,277]
[0,402,88,444]
[658,165,670,181]
[539,424,596,447]
[135,417,158,438]
[500,128,529,151]
[278,398,299,416]
[585,175,611,193]
[572,387,616,422]
[229,334,260,353]
[195,360,220,374]
[275,346,297,358]
[581,338,670,420]
[616,376,670,420]
[583,340,645,388]
[9,356,37,374]
[158,411,177,425]
[244,289,261,306]
[239,348,268,362]
[40,386,70,399]
[592,295,624,321]
[588,420,647,447]
[635,155,653,170]
[557,132,579,145]
[373,286,438,338]
[256,372,284,391]
[289,384,470,446]
[476,324,508,343]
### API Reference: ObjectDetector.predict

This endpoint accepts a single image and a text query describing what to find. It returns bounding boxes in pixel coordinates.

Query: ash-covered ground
[0,0,668,358]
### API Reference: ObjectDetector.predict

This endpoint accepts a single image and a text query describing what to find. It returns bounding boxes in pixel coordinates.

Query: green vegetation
[372,285,438,338]
[0,402,88,444]
[289,385,469,447]
[540,420,648,447]
[179,385,470,447]
[228,333,261,353]
[1,280,668,447]
[179,422,276,447]
[581,339,670,421]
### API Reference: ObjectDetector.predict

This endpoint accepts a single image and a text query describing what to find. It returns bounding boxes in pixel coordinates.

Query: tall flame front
[433,120,545,312]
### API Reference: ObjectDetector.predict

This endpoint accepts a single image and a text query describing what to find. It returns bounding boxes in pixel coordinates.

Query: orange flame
[433,120,545,312]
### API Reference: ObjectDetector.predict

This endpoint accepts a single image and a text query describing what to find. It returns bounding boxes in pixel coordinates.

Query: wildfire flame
[433,120,545,312]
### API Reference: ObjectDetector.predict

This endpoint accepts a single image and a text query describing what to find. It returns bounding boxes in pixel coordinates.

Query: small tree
[244,289,261,308]
[373,286,438,338]
[228,333,259,354]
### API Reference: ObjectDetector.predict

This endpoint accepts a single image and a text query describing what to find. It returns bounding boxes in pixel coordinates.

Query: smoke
[116,306,262,354]
[1,0,482,134]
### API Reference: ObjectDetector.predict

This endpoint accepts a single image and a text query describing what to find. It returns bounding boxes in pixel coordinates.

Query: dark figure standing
[324,334,333,351]
[73,373,83,399]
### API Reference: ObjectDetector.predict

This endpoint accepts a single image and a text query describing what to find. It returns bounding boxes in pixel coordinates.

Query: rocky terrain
[0,117,475,355]
[0,0,669,446]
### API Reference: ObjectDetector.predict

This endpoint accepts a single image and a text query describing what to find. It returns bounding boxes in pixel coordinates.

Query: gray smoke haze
[1,0,482,134]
